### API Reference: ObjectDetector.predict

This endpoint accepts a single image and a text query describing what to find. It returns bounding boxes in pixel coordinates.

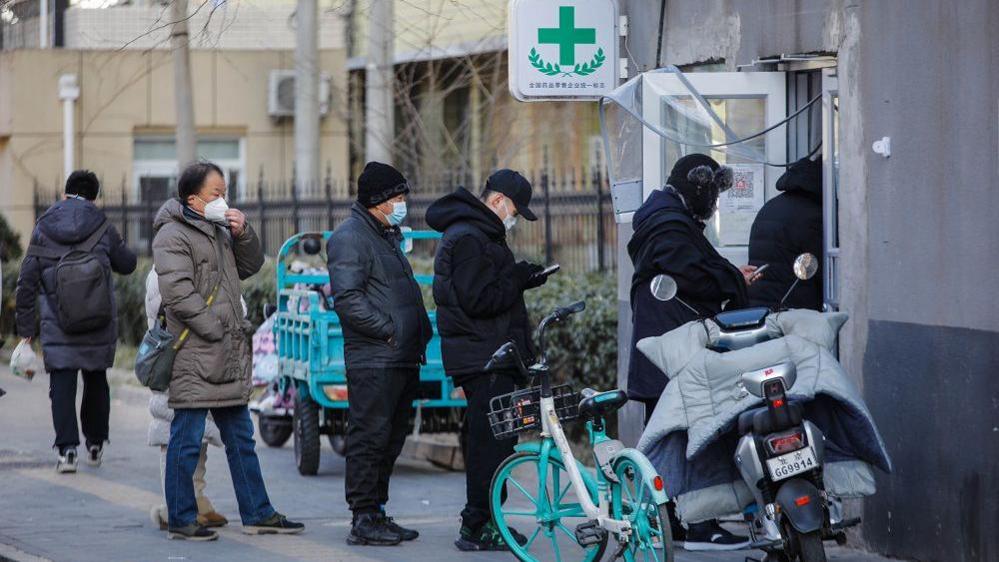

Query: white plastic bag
[10,339,43,381]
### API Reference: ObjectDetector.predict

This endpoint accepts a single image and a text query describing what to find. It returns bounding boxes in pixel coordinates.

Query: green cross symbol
[538,6,596,67]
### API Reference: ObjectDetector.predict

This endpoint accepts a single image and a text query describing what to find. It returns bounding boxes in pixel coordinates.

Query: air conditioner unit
[268,70,332,118]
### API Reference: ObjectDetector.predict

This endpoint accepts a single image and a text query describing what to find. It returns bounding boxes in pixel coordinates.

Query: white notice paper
[717,163,765,246]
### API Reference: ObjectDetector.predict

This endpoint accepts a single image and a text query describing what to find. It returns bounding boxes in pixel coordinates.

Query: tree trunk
[294,0,320,194]
[171,0,196,171]
[364,0,394,165]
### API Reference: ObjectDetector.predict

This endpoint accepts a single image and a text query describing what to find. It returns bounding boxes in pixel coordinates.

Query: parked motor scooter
[650,254,857,562]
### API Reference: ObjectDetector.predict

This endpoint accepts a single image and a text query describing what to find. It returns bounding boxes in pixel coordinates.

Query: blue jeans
[165,406,275,528]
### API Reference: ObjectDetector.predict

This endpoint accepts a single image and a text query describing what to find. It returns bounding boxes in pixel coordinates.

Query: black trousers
[345,367,419,515]
[49,369,110,452]
[459,372,517,532]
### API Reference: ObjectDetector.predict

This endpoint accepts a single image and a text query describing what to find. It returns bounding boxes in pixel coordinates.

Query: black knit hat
[357,161,410,207]
[666,153,734,221]
[668,154,733,193]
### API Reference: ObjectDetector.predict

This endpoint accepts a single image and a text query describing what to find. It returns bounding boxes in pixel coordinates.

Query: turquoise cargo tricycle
[254,230,467,475]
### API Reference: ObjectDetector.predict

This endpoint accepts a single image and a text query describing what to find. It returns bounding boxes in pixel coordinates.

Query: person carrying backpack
[14,170,137,473]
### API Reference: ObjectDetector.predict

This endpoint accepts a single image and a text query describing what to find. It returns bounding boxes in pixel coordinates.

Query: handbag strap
[172,284,221,351]
[171,230,227,351]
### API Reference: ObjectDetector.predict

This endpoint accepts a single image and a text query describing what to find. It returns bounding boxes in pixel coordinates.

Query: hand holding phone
[743,263,769,285]
[534,263,561,279]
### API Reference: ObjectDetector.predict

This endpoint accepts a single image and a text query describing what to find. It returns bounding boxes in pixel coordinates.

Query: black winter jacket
[15,198,137,371]
[326,203,432,370]
[426,188,535,380]
[627,188,748,400]
[748,158,823,310]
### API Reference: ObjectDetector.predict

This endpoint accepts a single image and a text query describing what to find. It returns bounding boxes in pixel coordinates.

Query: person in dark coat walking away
[15,170,137,473]
[326,161,433,546]
[748,156,824,310]
[426,169,547,552]
[628,153,756,551]
[153,161,303,541]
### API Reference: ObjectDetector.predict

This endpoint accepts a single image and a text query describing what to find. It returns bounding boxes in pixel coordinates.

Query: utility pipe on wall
[58,74,79,181]
[39,0,48,48]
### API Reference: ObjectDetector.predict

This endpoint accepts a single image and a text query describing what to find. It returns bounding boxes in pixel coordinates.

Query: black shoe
[683,520,750,551]
[167,524,219,541]
[56,448,78,474]
[454,521,527,551]
[348,513,402,546]
[242,512,305,535]
[382,516,418,541]
[86,442,103,467]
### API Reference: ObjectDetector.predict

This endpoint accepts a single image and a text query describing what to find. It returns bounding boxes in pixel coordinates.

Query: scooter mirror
[793,253,819,281]
[650,274,678,302]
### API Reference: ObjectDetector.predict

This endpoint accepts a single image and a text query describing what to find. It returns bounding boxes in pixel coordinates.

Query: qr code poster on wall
[718,163,765,245]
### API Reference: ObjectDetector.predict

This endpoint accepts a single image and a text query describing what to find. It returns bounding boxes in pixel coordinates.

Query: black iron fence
[33,169,617,272]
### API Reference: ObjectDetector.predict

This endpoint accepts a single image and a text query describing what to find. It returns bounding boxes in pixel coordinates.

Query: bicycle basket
[487,384,580,440]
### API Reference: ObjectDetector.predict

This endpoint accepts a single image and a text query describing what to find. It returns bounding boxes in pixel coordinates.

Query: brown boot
[197,511,229,528]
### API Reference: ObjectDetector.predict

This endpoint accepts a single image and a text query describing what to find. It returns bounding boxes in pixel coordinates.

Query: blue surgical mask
[387,201,407,226]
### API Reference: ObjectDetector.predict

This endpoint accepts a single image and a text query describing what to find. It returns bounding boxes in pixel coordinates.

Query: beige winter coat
[151,199,264,409]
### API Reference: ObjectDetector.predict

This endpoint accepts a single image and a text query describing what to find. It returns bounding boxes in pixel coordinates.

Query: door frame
[640,71,787,265]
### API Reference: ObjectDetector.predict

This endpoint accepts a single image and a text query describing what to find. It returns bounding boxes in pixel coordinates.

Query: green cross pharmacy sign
[508,0,619,101]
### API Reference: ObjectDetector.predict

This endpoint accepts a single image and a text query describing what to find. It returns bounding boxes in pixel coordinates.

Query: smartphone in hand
[535,263,560,278]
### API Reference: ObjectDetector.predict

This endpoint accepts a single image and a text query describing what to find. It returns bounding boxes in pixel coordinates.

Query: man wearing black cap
[327,161,433,546]
[426,169,548,551]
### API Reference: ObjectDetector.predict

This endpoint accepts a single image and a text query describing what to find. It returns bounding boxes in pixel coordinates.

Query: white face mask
[500,199,518,232]
[201,196,229,223]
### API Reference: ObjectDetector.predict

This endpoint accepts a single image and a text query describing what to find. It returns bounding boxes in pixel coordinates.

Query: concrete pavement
[0,366,895,562]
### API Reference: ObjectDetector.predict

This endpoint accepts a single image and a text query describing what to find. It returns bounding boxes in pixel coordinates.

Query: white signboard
[508,0,618,101]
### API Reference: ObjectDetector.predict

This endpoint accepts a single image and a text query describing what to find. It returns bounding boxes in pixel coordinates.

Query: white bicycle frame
[538,394,634,536]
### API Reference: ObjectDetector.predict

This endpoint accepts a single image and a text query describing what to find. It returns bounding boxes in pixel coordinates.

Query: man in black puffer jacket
[748,157,824,310]
[15,170,136,473]
[427,169,546,552]
[327,162,432,546]
[628,154,753,551]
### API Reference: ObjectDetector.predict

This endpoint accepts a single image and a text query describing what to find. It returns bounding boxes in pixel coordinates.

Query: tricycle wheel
[327,434,346,456]
[257,414,292,448]
[293,392,321,475]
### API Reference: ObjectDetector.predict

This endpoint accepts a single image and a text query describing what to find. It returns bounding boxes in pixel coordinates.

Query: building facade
[614,1,998,560]
[0,3,349,240]
[345,0,605,190]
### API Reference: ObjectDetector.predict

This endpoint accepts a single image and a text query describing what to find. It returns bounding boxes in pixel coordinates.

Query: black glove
[515,261,547,290]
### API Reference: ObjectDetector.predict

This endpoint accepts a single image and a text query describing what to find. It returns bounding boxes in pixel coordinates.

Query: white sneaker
[56,448,78,474]
[86,444,103,467]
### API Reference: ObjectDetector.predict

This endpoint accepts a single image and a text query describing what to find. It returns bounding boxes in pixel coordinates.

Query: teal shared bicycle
[484,301,674,562]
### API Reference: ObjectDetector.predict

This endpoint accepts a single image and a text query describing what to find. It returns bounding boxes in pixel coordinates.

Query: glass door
[641,72,786,265]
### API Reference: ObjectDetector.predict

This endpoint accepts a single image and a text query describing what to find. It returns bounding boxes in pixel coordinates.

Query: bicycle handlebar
[483,301,587,398]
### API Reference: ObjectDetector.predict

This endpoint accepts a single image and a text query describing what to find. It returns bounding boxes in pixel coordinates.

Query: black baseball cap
[484,169,537,221]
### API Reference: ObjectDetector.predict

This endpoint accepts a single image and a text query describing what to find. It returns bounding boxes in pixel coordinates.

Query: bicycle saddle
[577,388,628,419]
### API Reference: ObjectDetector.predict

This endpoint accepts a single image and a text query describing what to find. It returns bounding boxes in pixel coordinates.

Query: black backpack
[27,221,113,334]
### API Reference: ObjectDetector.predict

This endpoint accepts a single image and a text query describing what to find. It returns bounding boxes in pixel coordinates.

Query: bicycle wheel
[490,451,606,562]
[611,457,674,562]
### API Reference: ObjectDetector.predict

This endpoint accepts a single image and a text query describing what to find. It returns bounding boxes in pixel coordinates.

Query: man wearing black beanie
[326,161,433,546]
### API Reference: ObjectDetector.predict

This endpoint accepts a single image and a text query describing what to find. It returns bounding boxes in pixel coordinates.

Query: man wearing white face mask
[426,169,549,551]
[327,161,433,546]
